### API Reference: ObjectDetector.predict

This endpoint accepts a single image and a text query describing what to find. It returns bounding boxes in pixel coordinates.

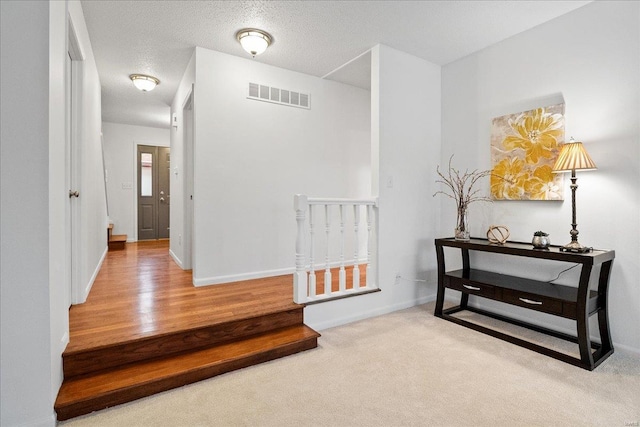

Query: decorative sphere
[487,225,510,244]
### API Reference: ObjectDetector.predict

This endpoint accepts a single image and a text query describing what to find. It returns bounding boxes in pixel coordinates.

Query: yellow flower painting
[490,104,565,200]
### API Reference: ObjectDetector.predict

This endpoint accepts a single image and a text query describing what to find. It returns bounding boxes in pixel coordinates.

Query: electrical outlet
[178,234,182,245]
[386,175,394,188]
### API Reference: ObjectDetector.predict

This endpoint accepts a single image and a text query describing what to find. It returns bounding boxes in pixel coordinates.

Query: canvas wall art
[490,103,565,201]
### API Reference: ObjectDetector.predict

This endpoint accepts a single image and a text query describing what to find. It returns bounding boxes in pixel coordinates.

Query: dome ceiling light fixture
[236,28,272,57]
[129,74,160,92]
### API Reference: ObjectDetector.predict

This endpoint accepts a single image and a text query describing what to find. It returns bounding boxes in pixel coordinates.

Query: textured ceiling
[81,0,591,129]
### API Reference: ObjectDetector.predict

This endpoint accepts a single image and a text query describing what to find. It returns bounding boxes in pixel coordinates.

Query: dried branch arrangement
[433,155,493,211]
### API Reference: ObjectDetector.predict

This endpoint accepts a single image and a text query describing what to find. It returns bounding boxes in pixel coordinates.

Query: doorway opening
[182,88,194,270]
[137,145,170,240]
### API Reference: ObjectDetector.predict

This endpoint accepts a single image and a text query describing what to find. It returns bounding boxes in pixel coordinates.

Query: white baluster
[339,204,346,292]
[293,195,308,303]
[324,204,332,296]
[308,204,316,298]
[352,204,360,290]
[366,204,373,288]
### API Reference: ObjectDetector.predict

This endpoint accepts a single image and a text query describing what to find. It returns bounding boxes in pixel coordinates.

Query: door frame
[182,87,194,271]
[67,16,84,305]
[133,141,170,241]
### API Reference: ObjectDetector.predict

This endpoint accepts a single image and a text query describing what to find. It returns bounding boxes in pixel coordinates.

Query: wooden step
[108,234,127,250]
[55,325,319,421]
[63,306,304,378]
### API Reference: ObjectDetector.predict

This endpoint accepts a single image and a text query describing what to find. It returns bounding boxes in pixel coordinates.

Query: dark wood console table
[434,237,615,370]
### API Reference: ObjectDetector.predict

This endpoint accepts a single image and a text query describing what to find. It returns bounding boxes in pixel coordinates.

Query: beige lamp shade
[552,140,597,172]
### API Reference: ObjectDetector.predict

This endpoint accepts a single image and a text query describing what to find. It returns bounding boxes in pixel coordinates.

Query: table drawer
[445,276,495,298]
[502,288,563,315]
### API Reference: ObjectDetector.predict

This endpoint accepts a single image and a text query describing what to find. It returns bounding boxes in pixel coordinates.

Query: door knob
[160,197,165,202]
[69,190,79,198]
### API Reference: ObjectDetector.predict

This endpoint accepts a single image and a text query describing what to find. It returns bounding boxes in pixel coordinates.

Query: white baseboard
[169,248,184,269]
[610,342,640,357]
[60,331,69,354]
[307,292,437,331]
[13,412,57,427]
[77,245,107,304]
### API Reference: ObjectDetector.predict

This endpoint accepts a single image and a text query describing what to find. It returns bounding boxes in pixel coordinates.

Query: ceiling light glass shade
[552,138,597,173]
[130,74,160,92]
[236,29,272,57]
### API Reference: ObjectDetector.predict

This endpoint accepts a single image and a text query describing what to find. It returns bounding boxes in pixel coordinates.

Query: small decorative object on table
[532,231,550,249]
[487,225,510,244]
[434,155,494,241]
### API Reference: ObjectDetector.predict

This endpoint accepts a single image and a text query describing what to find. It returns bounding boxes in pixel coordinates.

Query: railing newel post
[293,195,308,304]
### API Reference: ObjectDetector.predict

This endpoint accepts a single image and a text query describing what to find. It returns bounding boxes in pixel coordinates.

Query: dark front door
[138,145,170,240]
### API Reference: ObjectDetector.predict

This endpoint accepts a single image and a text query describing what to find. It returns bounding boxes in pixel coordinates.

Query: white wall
[182,47,371,285]
[1,1,106,425]
[102,122,170,240]
[306,45,442,330]
[169,51,196,269]
[441,1,640,353]
[1,2,56,425]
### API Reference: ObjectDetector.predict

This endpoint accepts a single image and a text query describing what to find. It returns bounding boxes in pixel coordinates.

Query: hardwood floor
[67,240,299,353]
[56,240,320,420]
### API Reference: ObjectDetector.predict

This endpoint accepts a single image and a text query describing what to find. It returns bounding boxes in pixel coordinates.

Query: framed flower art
[490,103,565,201]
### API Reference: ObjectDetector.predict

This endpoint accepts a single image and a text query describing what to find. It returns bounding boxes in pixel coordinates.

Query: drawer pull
[463,285,481,291]
[519,297,543,305]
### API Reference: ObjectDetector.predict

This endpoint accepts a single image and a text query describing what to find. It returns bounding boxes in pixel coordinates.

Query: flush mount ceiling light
[236,28,272,57]
[129,74,160,92]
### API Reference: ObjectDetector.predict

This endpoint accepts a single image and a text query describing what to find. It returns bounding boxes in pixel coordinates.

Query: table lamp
[552,137,597,253]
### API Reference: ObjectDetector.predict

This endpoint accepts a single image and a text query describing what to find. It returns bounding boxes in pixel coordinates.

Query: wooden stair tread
[108,234,127,242]
[65,302,303,354]
[55,325,319,419]
[62,307,305,378]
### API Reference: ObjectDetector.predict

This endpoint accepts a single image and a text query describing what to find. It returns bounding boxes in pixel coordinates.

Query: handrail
[307,197,377,206]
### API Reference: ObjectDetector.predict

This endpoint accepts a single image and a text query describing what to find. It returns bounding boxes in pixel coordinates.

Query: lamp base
[559,241,592,253]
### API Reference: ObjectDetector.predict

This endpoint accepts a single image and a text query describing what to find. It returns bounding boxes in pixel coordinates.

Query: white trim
[67,14,85,61]
[615,342,640,357]
[12,413,57,427]
[308,293,436,331]
[307,197,377,206]
[77,245,107,303]
[169,248,184,269]
[60,332,69,354]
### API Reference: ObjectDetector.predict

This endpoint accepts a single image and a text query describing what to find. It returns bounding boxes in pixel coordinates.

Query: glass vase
[455,206,470,241]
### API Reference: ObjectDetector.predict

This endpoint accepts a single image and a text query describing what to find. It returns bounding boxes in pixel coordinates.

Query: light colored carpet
[61,303,640,426]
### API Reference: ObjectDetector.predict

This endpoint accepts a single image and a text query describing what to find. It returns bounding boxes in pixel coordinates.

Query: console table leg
[434,244,446,317]
[597,260,614,356]
[460,292,469,309]
[576,264,594,369]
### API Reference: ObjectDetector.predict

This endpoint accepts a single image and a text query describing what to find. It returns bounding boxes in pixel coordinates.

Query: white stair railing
[294,195,378,304]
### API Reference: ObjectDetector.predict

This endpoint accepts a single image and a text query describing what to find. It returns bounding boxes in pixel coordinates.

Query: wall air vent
[247,82,311,110]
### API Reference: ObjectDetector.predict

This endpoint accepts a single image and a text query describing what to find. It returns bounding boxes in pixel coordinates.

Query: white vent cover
[247,82,310,109]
